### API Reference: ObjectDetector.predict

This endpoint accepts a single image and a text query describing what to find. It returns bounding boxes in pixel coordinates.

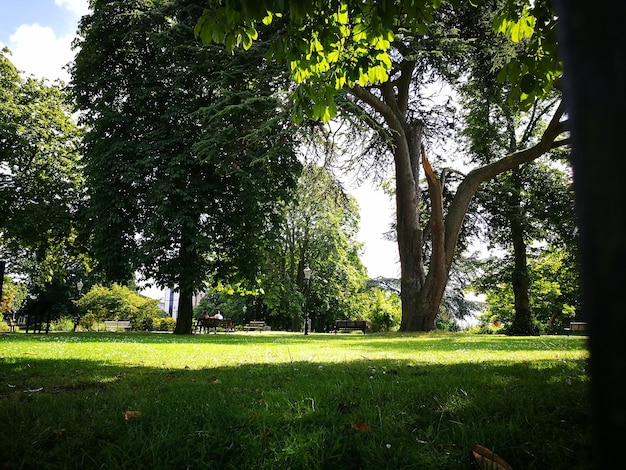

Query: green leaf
[262,12,273,26]
[520,73,536,94]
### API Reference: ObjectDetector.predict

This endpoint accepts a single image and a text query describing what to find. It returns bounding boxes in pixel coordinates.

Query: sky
[0,0,401,284]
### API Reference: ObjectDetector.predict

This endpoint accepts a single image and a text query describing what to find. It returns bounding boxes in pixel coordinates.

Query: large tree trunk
[173,288,194,334]
[509,169,533,334]
[401,145,449,331]
[510,214,532,333]
[173,234,196,335]
[397,122,427,331]
[352,84,566,332]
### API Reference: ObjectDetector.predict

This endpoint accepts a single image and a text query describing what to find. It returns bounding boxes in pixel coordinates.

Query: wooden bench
[2,314,17,332]
[243,321,266,332]
[334,320,367,334]
[564,321,588,336]
[195,317,233,334]
[104,320,132,332]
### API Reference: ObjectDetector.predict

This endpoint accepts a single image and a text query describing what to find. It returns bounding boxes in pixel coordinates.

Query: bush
[79,312,97,331]
[140,317,155,331]
[76,284,162,327]
[504,318,543,336]
[156,317,176,332]
[362,289,401,332]
[49,317,75,332]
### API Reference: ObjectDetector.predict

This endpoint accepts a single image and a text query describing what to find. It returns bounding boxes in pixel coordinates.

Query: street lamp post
[303,266,312,335]
[74,280,84,332]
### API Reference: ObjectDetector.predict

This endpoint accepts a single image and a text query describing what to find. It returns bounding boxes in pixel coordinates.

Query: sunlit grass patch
[0,331,590,469]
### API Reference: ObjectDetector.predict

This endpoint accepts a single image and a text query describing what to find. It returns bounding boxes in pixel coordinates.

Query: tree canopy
[261,164,368,331]
[195,1,568,331]
[1,48,87,311]
[71,0,301,333]
[195,0,560,120]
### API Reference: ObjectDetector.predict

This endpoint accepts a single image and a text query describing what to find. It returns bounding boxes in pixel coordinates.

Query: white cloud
[55,0,90,17]
[6,23,74,82]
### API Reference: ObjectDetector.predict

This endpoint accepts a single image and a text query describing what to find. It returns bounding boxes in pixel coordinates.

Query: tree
[197,0,626,459]
[71,0,301,333]
[196,1,567,331]
[195,1,559,120]
[458,3,577,335]
[76,283,162,329]
[471,160,577,334]
[0,48,87,313]
[1,275,27,316]
[474,247,581,334]
[261,164,368,331]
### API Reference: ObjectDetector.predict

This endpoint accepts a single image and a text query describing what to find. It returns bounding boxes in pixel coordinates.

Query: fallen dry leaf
[124,411,142,420]
[351,422,370,432]
[471,444,513,470]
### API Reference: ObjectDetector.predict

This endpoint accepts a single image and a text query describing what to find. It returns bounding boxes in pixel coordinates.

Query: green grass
[0,331,591,469]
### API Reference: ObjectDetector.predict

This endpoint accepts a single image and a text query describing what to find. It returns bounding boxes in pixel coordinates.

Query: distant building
[155,288,204,320]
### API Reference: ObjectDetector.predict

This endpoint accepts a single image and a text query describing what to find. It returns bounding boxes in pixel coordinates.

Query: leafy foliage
[0,49,87,289]
[473,248,581,334]
[71,0,301,332]
[195,1,560,120]
[358,287,401,332]
[1,276,26,314]
[76,283,162,328]
[260,165,368,331]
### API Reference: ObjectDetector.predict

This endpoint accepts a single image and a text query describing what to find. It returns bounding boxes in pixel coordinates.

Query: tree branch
[422,145,445,267]
[443,100,567,267]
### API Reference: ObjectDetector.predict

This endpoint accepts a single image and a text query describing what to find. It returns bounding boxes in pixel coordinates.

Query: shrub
[76,284,161,326]
[361,288,401,332]
[156,317,176,332]
[79,312,97,331]
[49,317,75,332]
[140,317,155,331]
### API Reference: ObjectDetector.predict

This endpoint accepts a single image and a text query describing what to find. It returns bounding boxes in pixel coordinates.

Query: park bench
[195,317,233,334]
[2,314,17,332]
[104,320,132,332]
[334,320,367,334]
[244,320,267,332]
[564,321,588,336]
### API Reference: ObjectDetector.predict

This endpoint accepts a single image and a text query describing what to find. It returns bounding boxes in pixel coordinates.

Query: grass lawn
[0,331,591,469]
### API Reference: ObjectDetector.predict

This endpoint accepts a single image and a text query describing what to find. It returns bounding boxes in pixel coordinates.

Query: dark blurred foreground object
[556,1,626,467]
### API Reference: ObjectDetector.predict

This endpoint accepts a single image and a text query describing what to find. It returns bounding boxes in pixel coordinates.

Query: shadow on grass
[0,345,591,469]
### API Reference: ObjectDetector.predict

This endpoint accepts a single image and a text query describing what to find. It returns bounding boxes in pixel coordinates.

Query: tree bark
[351,80,565,332]
[397,123,427,331]
[173,234,197,335]
[400,104,566,331]
[509,171,533,334]
[173,288,194,334]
